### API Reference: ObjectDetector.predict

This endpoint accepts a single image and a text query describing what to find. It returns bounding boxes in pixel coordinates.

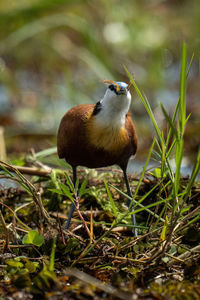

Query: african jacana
[57,80,138,236]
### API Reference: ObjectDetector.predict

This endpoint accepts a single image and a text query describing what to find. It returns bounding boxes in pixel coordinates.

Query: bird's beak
[103,79,120,92]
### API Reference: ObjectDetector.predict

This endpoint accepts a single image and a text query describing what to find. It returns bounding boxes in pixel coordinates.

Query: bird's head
[92,80,132,127]
[104,80,132,96]
[101,80,132,116]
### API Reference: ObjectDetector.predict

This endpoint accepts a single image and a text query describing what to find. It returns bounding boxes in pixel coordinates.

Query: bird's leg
[123,169,138,237]
[64,166,77,229]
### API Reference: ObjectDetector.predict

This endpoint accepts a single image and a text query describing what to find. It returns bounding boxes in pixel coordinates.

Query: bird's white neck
[94,89,131,129]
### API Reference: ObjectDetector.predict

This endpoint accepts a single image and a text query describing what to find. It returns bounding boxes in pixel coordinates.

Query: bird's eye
[109,85,115,91]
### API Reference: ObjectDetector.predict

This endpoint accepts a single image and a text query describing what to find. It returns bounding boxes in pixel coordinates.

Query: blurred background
[0,0,199,173]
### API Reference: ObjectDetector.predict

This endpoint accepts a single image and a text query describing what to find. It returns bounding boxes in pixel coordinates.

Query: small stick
[0,161,53,225]
[90,206,93,244]
[0,211,9,246]
[0,127,7,161]
[0,200,31,231]
[5,164,52,177]
[64,268,131,300]
[169,244,200,264]
[126,80,133,91]
[74,194,91,238]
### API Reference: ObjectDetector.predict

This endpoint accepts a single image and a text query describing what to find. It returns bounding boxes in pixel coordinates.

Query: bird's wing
[57,104,95,159]
[125,112,138,156]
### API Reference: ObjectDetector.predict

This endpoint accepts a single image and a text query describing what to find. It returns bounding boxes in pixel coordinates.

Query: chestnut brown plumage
[57,81,138,235]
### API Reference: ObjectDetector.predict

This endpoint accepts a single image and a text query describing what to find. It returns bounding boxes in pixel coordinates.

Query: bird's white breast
[86,89,131,152]
[95,89,131,129]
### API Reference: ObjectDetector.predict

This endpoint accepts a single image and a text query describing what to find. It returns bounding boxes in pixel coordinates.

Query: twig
[74,194,91,238]
[0,162,141,180]
[72,255,147,266]
[0,210,9,246]
[71,243,92,267]
[0,161,53,225]
[169,244,200,264]
[62,229,85,243]
[147,195,193,264]
[0,243,33,248]
[0,200,31,231]
[64,268,133,300]
[108,255,147,264]
[90,206,93,244]
[118,227,161,252]
[165,253,185,264]
[174,205,200,232]
[0,127,7,161]
[4,164,52,177]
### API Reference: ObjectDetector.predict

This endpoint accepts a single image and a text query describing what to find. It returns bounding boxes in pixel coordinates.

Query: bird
[57,80,138,236]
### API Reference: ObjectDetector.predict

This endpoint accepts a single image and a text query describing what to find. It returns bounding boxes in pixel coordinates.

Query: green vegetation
[0,0,200,298]
[0,43,200,298]
[22,230,44,247]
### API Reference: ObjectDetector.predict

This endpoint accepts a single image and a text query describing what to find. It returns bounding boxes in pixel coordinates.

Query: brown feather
[57,104,137,170]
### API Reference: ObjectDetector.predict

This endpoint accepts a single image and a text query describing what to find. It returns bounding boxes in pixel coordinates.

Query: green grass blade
[174,139,184,196]
[179,42,187,136]
[166,53,193,150]
[79,179,88,198]
[64,172,74,192]
[173,43,188,202]
[49,188,65,195]
[183,148,200,200]
[132,138,156,202]
[160,102,178,140]
[35,147,57,158]
[110,182,165,222]
[165,97,180,149]
[166,139,176,158]
[124,66,163,144]
[0,163,14,177]
[104,179,117,218]
[49,237,56,272]
[130,197,171,215]
[59,182,73,201]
